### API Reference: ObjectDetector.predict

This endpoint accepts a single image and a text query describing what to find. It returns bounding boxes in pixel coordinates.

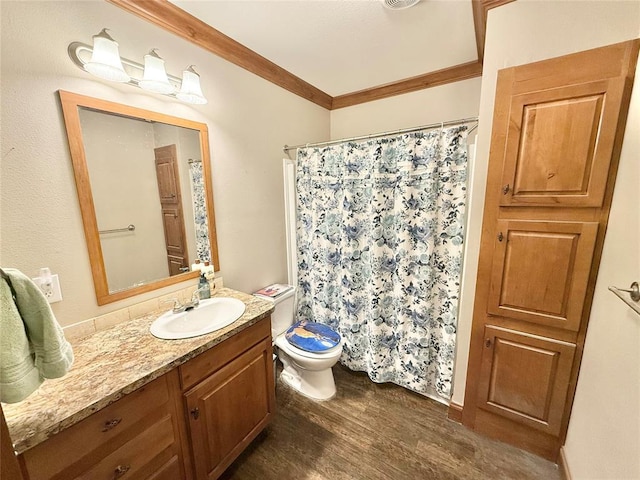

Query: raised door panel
[500,79,625,207]
[162,207,186,255]
[477,326,576,436]
[168,255,186,276]
[488,220,598,331]
[154,145,180,205]
[185,339,274,480]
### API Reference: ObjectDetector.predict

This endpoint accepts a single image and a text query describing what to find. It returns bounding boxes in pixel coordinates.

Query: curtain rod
[283,116,478,155]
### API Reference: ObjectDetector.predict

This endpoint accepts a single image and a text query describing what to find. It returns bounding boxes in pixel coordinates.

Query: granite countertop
[2,288,274,455]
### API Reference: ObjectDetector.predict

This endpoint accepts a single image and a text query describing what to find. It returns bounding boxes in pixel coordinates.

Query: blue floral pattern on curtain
[295,126,468,401]
[188,160,211,263]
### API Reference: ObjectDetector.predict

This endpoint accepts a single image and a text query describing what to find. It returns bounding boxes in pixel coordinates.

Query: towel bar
[608,281,640,316]
[99,224,135,234]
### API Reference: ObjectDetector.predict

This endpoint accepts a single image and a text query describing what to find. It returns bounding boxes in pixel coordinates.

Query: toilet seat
[275,334,342,360]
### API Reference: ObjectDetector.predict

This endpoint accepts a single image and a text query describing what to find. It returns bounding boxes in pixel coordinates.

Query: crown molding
[332,61,483,109]
[105,0,333,109]
[107,0,514,110]
[473,0,516,62]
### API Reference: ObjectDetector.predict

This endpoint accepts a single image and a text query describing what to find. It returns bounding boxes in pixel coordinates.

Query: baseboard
[447,401,463,423]
[558,447,572,480]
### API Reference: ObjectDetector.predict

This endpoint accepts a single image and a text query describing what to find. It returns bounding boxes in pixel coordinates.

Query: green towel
[0,268,73,403]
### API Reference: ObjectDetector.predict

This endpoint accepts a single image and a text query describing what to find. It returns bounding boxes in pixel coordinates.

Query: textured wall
[0,0,329,326]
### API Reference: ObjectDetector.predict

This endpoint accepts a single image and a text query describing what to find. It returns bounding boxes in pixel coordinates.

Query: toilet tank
[255,287,296,338]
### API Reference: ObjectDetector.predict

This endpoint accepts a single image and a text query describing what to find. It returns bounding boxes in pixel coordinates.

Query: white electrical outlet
[33,273,63,303]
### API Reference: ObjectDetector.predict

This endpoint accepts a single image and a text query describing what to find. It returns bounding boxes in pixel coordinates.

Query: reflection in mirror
[59,91,219,305]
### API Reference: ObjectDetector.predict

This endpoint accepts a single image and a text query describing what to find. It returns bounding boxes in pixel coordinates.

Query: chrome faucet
[162,291,200,314]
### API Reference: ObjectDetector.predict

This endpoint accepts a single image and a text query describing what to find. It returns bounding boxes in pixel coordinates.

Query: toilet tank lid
[285,320,341,353]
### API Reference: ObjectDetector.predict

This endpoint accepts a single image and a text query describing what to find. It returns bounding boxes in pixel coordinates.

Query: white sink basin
[150,297,246,340]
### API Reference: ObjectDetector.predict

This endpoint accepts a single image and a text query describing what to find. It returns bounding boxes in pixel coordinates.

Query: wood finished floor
[220,365,560,480]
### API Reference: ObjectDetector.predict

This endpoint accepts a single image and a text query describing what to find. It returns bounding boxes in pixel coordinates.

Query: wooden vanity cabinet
[179,316,275,480]
[20,372,187,480]
[17,316,275,480]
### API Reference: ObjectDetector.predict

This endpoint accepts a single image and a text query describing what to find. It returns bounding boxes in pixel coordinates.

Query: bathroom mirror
[59,90,219,305]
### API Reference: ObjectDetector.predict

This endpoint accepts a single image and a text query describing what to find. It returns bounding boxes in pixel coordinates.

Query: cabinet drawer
[23,375,171,480]
[75,414,176,480]
[179,316,271,390]
[147,456,182,480]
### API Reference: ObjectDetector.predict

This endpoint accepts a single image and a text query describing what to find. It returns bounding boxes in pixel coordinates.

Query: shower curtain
[188,160,211,263]
[295,125,468,402]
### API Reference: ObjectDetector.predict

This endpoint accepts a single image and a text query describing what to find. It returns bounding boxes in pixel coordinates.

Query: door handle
[485,338,492,348]
[191,407,200,420]
[497,232,504,242]
[502,184,510,195]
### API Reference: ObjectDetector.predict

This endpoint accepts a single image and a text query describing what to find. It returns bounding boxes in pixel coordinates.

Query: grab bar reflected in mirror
[99,224,136,235]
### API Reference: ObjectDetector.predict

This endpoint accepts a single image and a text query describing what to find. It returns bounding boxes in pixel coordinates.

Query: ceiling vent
[382,0,421,10]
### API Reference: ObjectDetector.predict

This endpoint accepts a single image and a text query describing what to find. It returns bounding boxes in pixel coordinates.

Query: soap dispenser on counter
[197,273,211,299]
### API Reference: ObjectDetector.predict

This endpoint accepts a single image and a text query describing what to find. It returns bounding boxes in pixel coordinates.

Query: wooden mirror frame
[59,90,219,305]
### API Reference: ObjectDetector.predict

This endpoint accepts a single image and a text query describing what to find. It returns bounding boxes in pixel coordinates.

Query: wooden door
[154,145,189,275]
[463,40,639,461]
[184,339,275,480]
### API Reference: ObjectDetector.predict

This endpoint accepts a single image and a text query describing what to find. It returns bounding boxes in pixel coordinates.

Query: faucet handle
[191,290,201,305]
[161,298,183,312]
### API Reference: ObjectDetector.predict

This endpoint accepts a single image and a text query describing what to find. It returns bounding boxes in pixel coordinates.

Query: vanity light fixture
[83,29,130,83]
[176,66,207,105]
[68,29,207,105]
[139,49,175,95]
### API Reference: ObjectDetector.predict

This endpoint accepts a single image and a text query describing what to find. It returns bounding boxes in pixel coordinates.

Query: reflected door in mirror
[154,145,189,276]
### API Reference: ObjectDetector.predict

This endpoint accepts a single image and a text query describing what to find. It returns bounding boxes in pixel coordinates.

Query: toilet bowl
[275,333,343,401]
[254,286,343,401]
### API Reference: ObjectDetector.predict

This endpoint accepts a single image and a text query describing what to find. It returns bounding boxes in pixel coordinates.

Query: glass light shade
[84,29,130,83]
[139,49,175,94]
[177,66,207,104]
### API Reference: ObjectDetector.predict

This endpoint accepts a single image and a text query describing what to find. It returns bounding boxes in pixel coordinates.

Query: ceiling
[170,0,479,97]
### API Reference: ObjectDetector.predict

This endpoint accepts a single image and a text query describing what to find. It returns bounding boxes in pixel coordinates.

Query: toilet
[257,287,343,401]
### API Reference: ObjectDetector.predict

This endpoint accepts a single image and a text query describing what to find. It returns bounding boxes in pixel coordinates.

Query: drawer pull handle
[113,465,130,479]
[191,407,200,420]
[102,418,122,432]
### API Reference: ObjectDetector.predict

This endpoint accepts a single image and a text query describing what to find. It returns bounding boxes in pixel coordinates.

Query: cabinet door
[499,79,626,207]
[185,339,274,480]
[488,220,598,331]
[463,40,639,461]
[477,326,576,436]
